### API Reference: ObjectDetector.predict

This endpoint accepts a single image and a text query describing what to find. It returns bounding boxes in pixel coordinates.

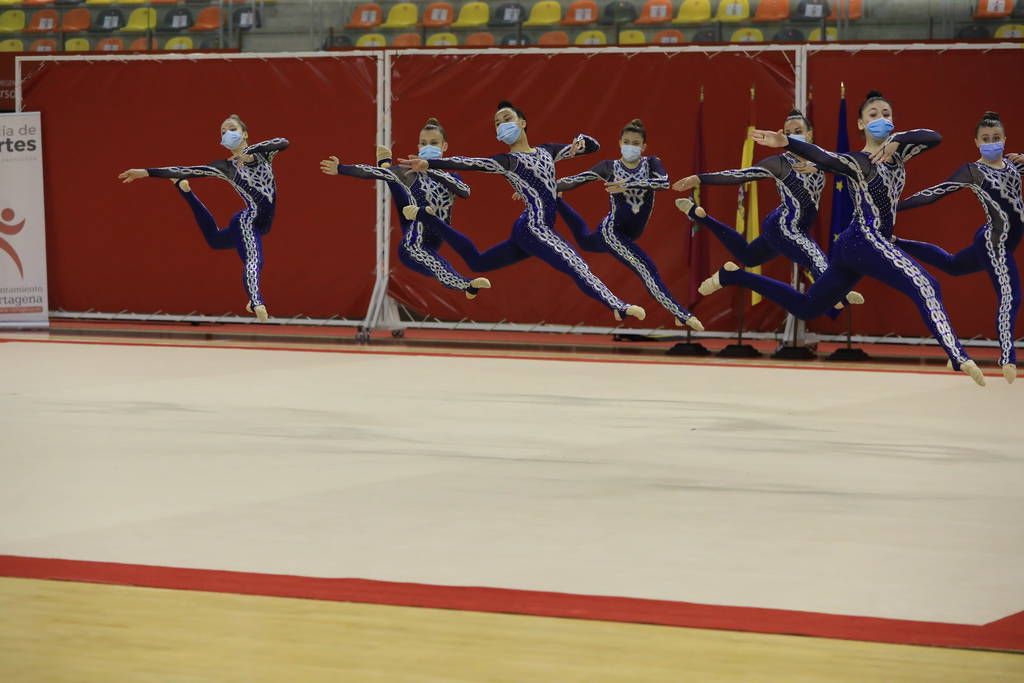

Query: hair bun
[628,118,645,129]
[982,110,1001,121]
[497,100,515,110]
[787,109,804,117]
[425,117,441,126]
[864,90,884,100]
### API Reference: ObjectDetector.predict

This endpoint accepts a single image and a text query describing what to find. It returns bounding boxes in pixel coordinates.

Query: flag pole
[719,84,761,359]
[827,80,870,362]
[669,84,711,357]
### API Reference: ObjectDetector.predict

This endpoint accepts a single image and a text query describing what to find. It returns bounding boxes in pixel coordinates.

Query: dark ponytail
[621,118,646,140]
[976,110,1004,135]
[858,90,889,117]
[423,116,447,141]
[785,109,812,130]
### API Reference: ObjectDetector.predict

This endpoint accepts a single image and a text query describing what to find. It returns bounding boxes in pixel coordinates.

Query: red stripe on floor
[1,555,1020,651]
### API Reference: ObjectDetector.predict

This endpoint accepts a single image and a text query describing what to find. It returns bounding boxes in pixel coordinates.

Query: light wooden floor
[1,578,1021,683]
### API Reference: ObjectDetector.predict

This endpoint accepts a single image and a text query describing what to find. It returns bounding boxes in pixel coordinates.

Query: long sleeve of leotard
[145,161,231,180]
[897,164,974,212]
[336,163,402,183]
[784,137,859,178]
[1010,154,1024,173]
[557,160,613,192]
[245,138,290,160]
[426,155,513,174]
[545,135,602,163]
[698,155,784,185]
[427,170,471,198]
[890,129,942,162]
[624,156,670,190]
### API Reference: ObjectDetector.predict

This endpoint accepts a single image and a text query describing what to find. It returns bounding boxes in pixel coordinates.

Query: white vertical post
[362,50,393,334]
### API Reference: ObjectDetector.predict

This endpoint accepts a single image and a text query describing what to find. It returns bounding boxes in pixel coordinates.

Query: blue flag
[828,93,853,253]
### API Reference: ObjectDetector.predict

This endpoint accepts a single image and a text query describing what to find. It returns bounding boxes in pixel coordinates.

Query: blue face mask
[221,129,244,151]
[788,134,807,143]
[979,140,1005,162]
[496,121,522,145]
[418,144,443,160]
[620,144,642,163]
[865,118,894,140]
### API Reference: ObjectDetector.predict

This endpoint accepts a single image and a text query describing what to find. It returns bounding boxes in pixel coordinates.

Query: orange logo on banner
[0,207,26,278]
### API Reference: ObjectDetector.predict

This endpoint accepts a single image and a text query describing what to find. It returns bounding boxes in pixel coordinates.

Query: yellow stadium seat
[994,23,1024,38]
[574,28,606,44]
[716,0,750,22]
[452,1,489,28]
[355,32,386,46]
[672,0,711,24]
[426,31,457,45]
[523,0,562,26]
[64,37,91,51]
[119,0,147,5]
[0,0,18,6]
[164,36,193,50]
[379,2,417,29]
[730,27,762,42]
[0,38,23,51]
[85,0,115,5]
[808,26,838,41]
[0,10,26,32]
[121,7,156,31]
[618,29,646,44]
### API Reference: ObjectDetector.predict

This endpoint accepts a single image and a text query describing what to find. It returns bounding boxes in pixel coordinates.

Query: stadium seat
[26,9,58,32]
[729,26,762,41]
[715,0,750,22]
[691,26,717,40]
[829,0,862,20]
[60,8,90,30]
[523,0,561,26]
[345,3,382,29]
[537,29,568,44]
[601,1,637,24]
[380,3,417,29]
[232,7,260,30]
[809,26,838,40]
[426,31,457,45]
[634,0,672,25]
[0,38,22,50]
[23,0,55,6]
[119,0,146,5]
[672,0,710,24]
[95,9,125,31]
[499,31,530,44]
[452,2,489,28]
[129,36,157,49]
[754,0,789,22]
[150,0,180,5]
[164,35,194,50]
[64,36,90,50]
[391,31,421,45]
[575,28,606,43]
[490,2,526,26]
[772,27,804,41]
[96,36,124,50]
[994,22,1024,36]
[161,8,193,31]
[1016,0,1024,17]
[190,6,221,31]
[618,28,645,43]
[974,0,1013,19]
[652,28,684,42]
[121,8,156,32]
[0,10,26,32]
[956,24,991,39]
[562,0,598,26]
[355,32,386,46]
[85,0,114,5]
[422,2,454,28]
[28,38,57,51]
[794,0,829,21]
[465,30,495,45]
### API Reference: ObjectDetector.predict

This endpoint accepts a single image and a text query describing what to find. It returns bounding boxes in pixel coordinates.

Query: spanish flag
[735,86,761,305]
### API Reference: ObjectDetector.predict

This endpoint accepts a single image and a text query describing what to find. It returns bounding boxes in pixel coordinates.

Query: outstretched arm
[399,155,512,174]
[245,138,290,160]
[750,129,858,177]
[321,156,401,182]
[557,160,612,193]
[546,135,601,163]
[427,170,471,199]
[121,161,230,182]
[897,164,974,212]
[622,156,670,190]
[890,129,942,162]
